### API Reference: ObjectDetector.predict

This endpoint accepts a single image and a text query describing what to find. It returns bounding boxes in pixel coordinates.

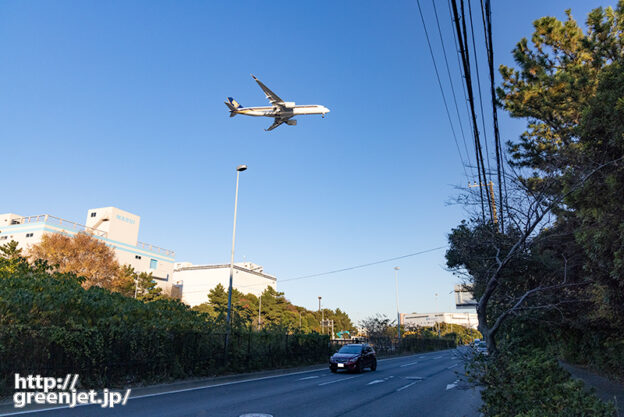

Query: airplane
[225,74,330,131]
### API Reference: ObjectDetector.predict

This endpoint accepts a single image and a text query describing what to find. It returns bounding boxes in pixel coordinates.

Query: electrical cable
[416,0,470,181]
[227,245,449,290]
[431,0,474,176]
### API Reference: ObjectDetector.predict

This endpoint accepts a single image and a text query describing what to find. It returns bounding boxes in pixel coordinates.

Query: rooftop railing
[10,214,174,256]
[16,215,108,238]
[137,241,175,257]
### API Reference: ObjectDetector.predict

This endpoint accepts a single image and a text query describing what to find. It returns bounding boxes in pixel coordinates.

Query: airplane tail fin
[224,97,243,116]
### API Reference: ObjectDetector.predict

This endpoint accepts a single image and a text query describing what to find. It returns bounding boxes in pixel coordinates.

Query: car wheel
[330,367,337,373]
[356,360,363,373]
[370,359,377,371]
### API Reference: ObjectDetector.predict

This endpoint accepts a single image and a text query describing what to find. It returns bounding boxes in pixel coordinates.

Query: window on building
[150,259,158,269]
[25,233,34,238]
[90,212,97,217]
[135,255,142,260]
[0,236,7,240]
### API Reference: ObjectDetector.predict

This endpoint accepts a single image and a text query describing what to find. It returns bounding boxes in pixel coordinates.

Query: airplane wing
[265,118,285,131]
[252,74,285,107]
[265,115,293,131]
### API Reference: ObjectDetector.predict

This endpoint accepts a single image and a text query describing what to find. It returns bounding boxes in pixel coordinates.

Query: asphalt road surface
[3,348,481,417]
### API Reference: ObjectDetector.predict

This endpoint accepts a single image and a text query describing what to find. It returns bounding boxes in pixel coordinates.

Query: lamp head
[237,164,248,172]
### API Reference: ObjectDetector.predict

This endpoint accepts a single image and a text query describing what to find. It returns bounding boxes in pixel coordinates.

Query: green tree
[498,2,624,324]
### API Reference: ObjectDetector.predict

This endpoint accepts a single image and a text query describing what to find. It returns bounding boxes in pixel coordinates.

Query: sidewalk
[559,361,623,416]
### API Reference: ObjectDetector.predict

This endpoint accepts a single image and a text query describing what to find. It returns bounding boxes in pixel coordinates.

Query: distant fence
[331,336,456,355]
[0,329,456,396]
[0,327,330,395]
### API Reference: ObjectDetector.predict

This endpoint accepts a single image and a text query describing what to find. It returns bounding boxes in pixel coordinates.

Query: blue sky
[0,0,611,324]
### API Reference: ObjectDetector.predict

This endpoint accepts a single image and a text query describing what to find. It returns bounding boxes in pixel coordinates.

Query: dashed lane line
[367,380,385,385]
[318,375,361,386]
[397,382,418,392]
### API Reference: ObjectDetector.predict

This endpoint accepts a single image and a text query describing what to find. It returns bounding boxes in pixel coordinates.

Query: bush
[480,349,616,417]
[0,256,330,394]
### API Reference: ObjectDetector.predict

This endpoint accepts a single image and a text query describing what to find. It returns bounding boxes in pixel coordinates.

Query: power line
[451,0,492,223]
[447,0,478,181]
[280,246,447,283]
[416,0,470,181]
[467,0,492,177]
[233,245,448,289]
[431,0,473,173]
[481,0,507,233]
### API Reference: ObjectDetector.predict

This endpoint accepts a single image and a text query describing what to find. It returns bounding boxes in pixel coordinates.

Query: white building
[172,261,277,307]
[0,207,177,294]
[401,312,478,329]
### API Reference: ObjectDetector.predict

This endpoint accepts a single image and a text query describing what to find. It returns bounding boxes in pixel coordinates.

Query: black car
[329,343,377,373]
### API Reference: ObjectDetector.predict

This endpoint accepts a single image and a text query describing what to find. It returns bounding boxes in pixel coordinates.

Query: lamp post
[258,294,262,331]
[394,267,401,339]
[318,296,323,334]
[435,292,440,337]
[225,164,247,356]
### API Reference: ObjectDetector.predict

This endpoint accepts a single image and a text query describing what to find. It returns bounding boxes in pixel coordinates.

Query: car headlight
[347,357,359,364]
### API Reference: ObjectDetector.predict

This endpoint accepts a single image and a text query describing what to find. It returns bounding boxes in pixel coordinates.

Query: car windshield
[337,345,362,354]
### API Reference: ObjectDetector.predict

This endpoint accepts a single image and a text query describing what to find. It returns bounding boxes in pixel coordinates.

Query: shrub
[480,349,616,417]
[0,256,330,394]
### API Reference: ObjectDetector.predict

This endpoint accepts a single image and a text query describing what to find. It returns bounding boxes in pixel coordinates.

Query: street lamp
[226,164,247,353]
[318,296,323,334]
[434,292,440,337]
[394,267,401,339]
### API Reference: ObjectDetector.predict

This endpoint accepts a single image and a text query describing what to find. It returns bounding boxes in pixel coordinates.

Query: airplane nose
[325,107,330,113]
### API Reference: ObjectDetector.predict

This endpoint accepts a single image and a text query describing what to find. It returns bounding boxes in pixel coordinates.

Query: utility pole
[469,181,498,225]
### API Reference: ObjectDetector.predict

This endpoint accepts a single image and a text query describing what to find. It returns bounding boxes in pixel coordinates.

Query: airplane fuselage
[233,104,329,118]
[226,75,329,130]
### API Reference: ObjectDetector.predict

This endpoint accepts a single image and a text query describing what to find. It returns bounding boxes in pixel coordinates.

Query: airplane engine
[285,119,297,126]
[282,102,296,108]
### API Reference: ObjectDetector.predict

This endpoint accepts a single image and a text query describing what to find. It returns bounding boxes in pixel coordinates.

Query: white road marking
[446,380,460,390]
[400,361,419,367]
[405,376,424,380]
[433,356,443,359]
[447,364,458,369]
[297,376,320,381]
[367,379,385,385]
[397,382,417,392]
[318,375,360,386]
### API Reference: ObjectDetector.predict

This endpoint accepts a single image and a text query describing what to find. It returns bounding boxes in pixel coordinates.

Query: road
[3,348,481,417]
